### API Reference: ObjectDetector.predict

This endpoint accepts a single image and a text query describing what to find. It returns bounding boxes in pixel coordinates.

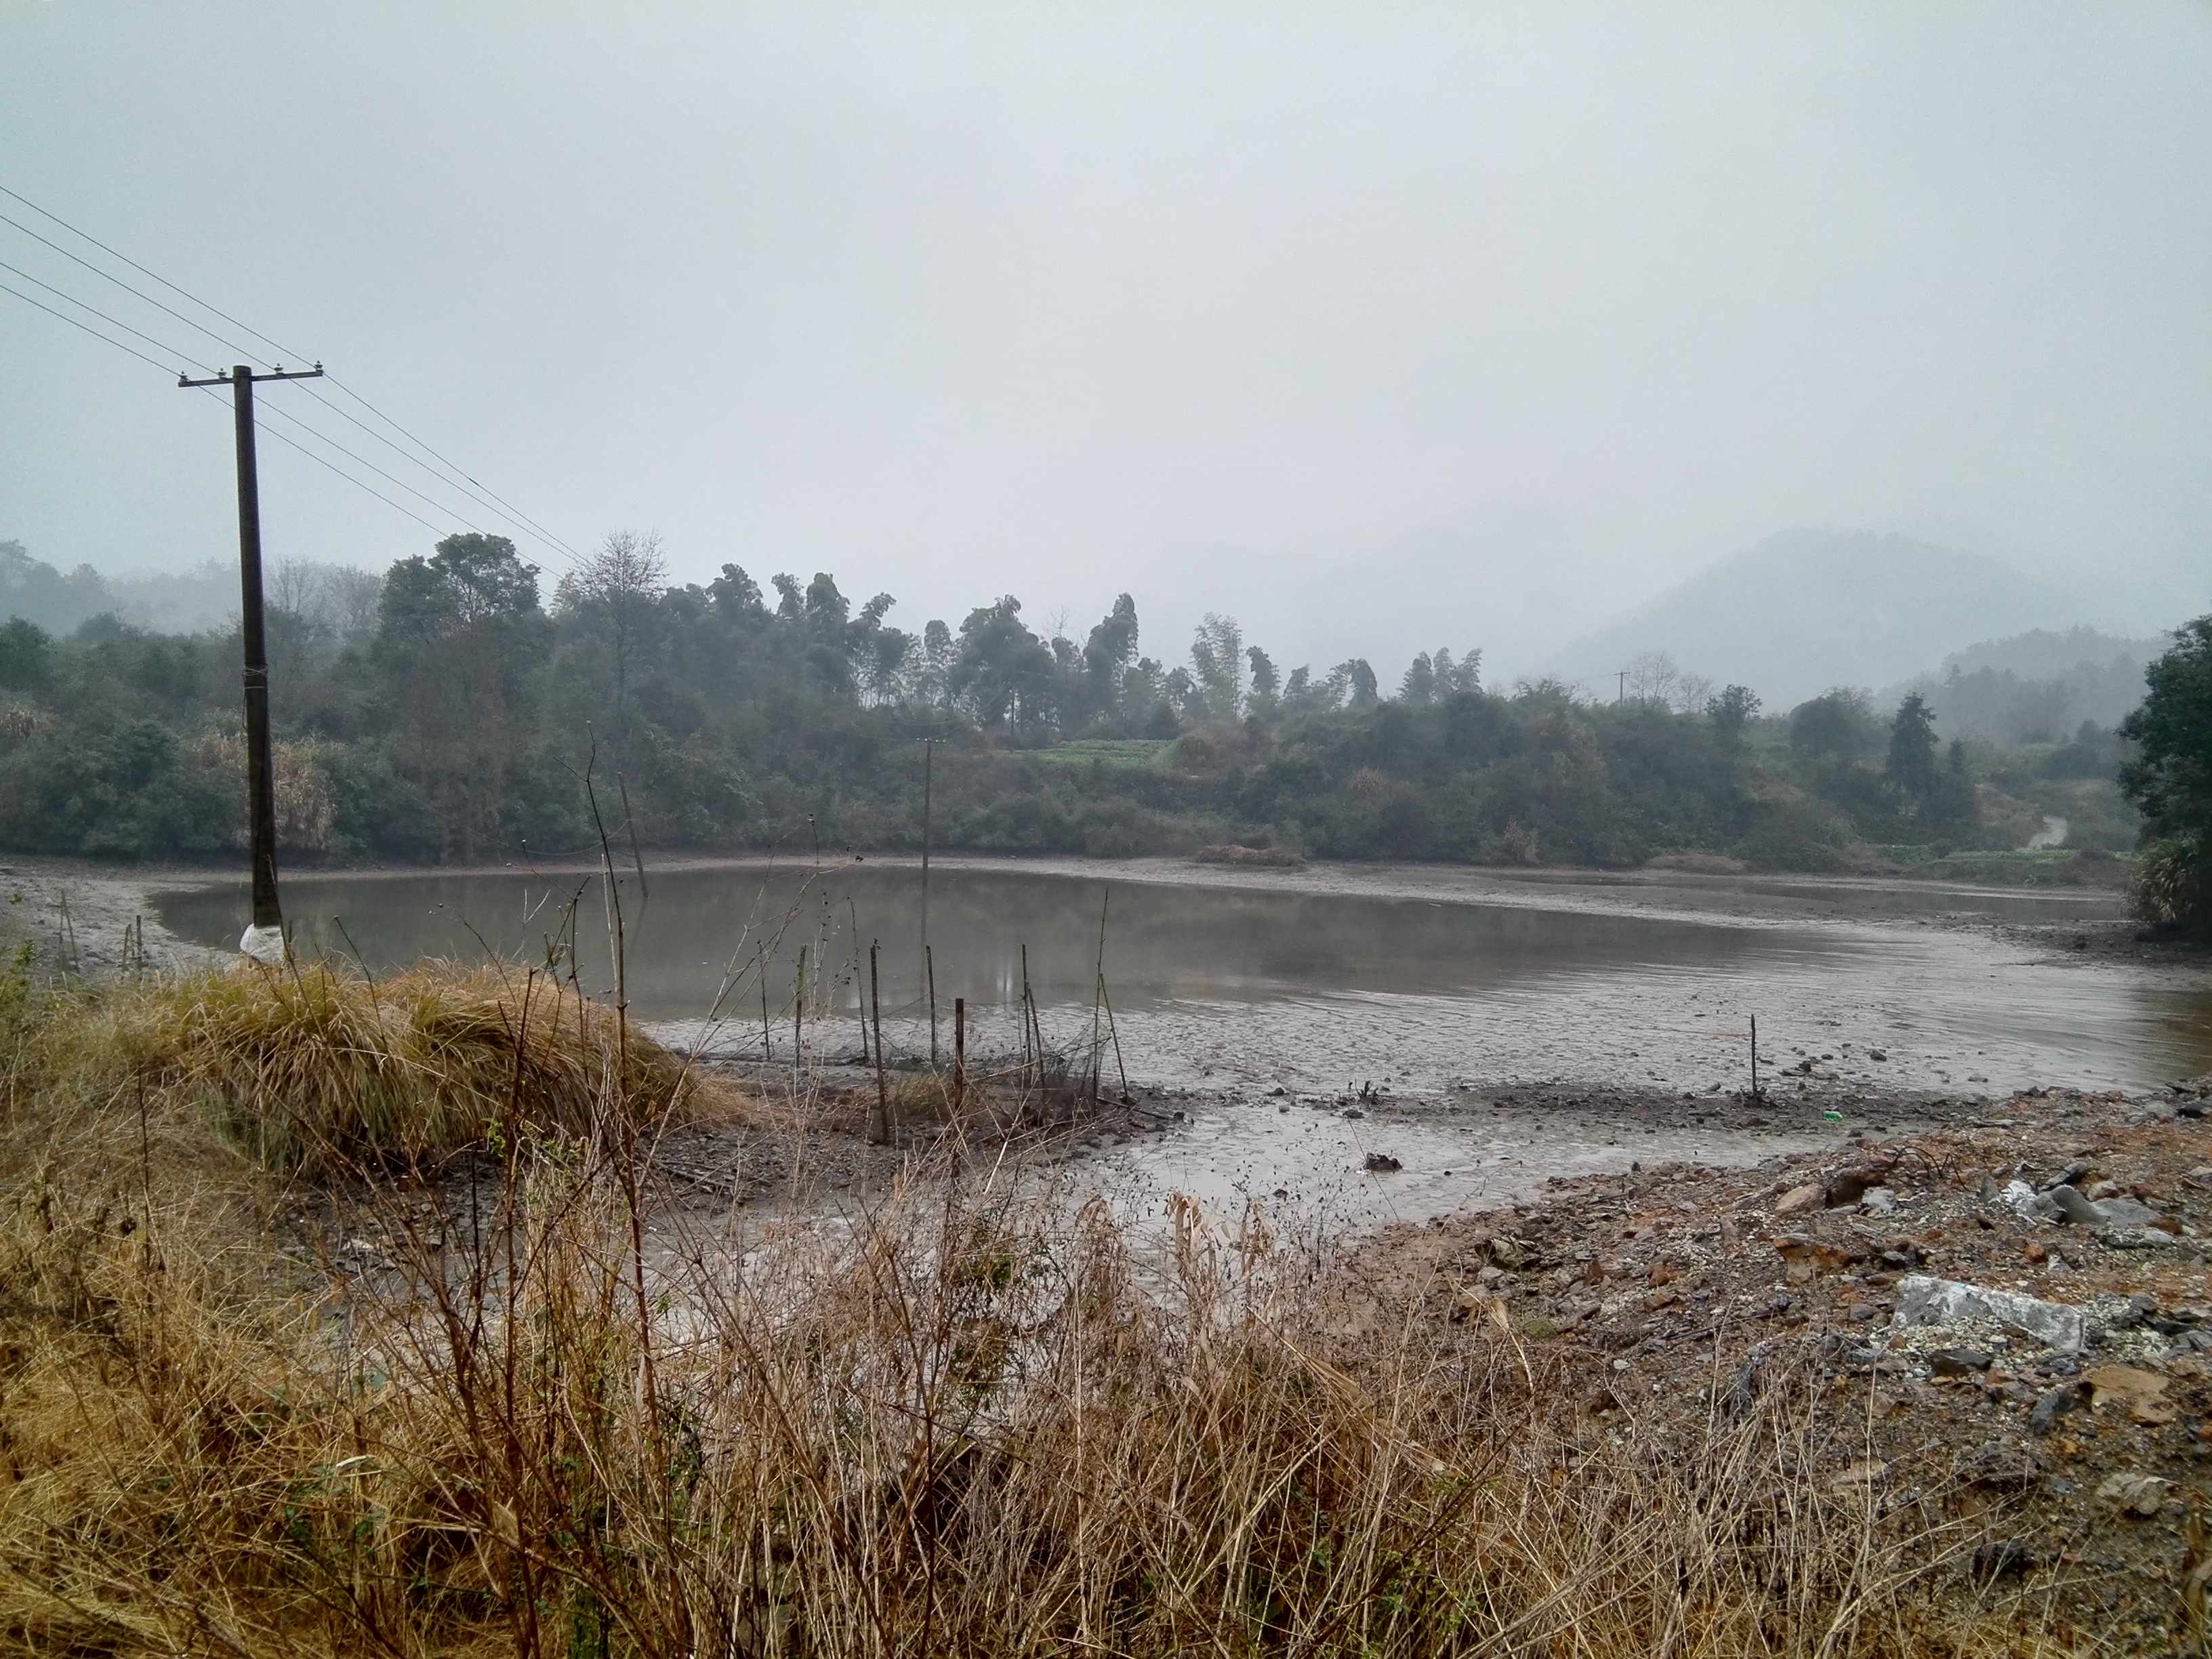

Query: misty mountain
[1879,626,2164,745]
[1540,530,2090,710]
[1932,626,2167,684]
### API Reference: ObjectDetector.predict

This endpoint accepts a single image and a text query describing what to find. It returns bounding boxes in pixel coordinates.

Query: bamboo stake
[1101,976,1130,1101]
[1020,943,1035,1087]
[851,897,868,1066]
[869,941,889,1145]
[794,946,806,1091]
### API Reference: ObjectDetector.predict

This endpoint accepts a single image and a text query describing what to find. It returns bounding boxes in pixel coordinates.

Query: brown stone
[1774,1183,1824,1216]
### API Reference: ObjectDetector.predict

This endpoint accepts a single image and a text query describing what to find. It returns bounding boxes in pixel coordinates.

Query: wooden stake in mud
[869,942,889,1145]
[851,898,868,1067]
[953,996,966,1107]
[1021,943,1040,1090]
[760,951,771,1059]
[1749,1012,1759,1101]
[1101,976,1130,1102]
[926,944,939,1067]
[794,947,806,1090]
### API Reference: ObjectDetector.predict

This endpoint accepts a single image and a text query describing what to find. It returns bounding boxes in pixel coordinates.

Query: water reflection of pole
[1090,888,1109,1107]
[918,738,935,1009]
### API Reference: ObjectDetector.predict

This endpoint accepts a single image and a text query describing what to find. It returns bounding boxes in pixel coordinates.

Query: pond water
[152,860,2211,1099]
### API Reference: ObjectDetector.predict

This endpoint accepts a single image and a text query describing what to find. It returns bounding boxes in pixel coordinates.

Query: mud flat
[126,851,2212,1232]
[0,853,225,975]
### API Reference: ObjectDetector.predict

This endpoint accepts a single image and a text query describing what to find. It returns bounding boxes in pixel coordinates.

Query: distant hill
[1540,530,2088,710]
[1933,626,2166,683]
[1878,626,2165,745]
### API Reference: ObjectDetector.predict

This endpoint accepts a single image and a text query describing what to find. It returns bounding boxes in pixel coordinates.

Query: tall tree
[1078,594,1140,728]
[1885,691,1940,803]
[1246,644,1280,716]
[375,533,550,858]
[1706,684,1761,747]
[950,597,1058,733]
[1189,614,1244,722]
[2065,620,2208,921]
[556,530,668,766]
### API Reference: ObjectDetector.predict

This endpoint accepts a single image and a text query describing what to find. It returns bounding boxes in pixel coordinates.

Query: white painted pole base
[239,923,287,965]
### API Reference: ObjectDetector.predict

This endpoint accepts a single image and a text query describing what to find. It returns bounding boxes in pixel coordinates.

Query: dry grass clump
[0,1155,2059,1654]
[24,959,702,1172]
[0,966,2072,1657]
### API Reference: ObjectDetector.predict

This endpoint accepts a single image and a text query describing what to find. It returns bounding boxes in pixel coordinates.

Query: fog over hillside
[1880,627,2165,746]
[0,542,239,637]
[1539,531,2104,710]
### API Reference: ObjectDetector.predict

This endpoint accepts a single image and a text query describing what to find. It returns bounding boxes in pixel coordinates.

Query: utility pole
[178,361,324,963]
[1615,668,1628,703]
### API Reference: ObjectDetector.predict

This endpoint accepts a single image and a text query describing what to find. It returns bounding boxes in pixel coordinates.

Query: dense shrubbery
[0,533,2150,870]
[2119,617,2212,926]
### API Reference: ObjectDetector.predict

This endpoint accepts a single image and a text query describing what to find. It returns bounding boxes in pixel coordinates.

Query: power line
[0,210,267,368]
[0,182,304,365]
[3,181,579,559]
[293,379,579,560]
[253,396,490,535]
[253,414,445,533]
[0,257,218,373]
[3,281,445,533]
[0,278,183,376]
[185,386,445,534]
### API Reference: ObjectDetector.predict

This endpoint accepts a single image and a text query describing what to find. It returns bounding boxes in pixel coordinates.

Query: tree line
[0,531,2150,872]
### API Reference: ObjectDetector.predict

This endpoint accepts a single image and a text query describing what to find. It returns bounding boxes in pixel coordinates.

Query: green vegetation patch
[1026,738,1174,769]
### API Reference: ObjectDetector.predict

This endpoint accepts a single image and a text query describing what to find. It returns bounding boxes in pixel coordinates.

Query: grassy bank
[0,963,2068,1656]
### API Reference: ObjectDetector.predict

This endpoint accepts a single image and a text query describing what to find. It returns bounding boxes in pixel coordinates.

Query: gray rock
[2045,1185,2105,1225]
[1931,1347,1992,1376]
[2096,1225,2177,1250]
[2096,1196,2159,1226]
[1860,1185,1898,1216]
[1893,1274,2087,1355]
[2028,1381,2083,1434]
[2097,1472,2169,1517]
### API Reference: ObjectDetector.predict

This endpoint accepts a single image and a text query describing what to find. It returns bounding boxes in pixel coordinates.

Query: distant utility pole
[1615,669,1628,703]
[178,361,324,963]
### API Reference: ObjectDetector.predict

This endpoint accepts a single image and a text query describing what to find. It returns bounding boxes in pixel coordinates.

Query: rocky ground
[1344,1082,2212,1652]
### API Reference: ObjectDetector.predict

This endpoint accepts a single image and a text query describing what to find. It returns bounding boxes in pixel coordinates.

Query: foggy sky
[3,3,2208,682]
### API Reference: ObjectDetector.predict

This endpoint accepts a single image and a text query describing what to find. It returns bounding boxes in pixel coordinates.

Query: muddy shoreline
[20,848,2212,1228]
